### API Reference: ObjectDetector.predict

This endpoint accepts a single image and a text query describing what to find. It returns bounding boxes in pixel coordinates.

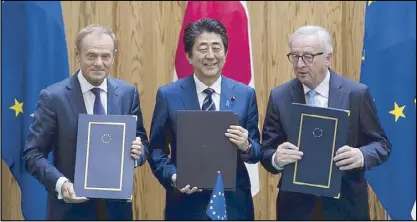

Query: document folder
[281,103,350,198]
[74,114,136,200]
[176,110,238,191]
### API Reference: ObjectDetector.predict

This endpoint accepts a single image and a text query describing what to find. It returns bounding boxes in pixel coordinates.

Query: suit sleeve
[240,88,261,163]
[23,89,64,193]
[260,90,287,174]
[131,87,149,166]
[358,87,392,170]
[148,88,176,189]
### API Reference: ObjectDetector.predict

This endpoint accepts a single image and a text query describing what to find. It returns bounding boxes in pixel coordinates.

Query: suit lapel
[220,77,235,111]
[290,79,307,104]
[180,75,201,110]
[328,70,348,109]
[106,77,119,115]
[65,71,87,118]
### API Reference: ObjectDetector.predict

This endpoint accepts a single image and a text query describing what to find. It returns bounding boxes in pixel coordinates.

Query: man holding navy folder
[260,25,391,220]
[23,24,149,220]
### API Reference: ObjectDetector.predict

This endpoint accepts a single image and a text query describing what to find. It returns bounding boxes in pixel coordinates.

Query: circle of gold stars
[101,134,112,144]
[312,127,323,138]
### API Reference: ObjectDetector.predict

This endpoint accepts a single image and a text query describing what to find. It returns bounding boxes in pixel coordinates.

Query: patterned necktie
[307,89,318,107]
[202,88,216,111]
[91,87,106,114]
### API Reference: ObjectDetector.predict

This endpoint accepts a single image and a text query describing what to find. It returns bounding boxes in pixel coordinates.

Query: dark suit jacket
[260,70,391,220]
[23,72,149,220]
[148,75,261,220]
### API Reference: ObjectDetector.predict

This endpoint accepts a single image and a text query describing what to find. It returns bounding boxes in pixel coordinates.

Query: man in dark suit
[260,25,391,220]
[147,18,261,220]
[23,24,149,220]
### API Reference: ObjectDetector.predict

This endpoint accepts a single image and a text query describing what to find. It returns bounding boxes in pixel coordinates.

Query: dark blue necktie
[91,87,105,115]
[202,88,216,111]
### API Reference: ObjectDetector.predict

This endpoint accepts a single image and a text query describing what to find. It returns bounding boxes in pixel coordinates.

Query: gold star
[389,102,406,122]
[9,98,24,117]
[368,1,374,6]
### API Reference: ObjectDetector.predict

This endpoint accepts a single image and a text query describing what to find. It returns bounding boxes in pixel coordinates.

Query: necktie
[91,87,106,114]
[202,88,216,111]
[307,89,318,107]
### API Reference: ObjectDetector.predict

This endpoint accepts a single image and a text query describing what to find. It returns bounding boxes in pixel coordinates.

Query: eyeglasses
[286,52,324,64]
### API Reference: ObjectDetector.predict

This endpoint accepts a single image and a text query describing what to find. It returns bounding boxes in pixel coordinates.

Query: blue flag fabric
[1,1,70,219]
[360,1,416,220]
[206,172,227,220]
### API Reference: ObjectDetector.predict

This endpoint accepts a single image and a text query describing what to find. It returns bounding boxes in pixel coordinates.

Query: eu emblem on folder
[74,114,136,200]
[280,103,350,198]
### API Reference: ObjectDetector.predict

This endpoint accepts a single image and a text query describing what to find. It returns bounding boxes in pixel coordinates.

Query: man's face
[186,31,227,80]
[289,34,330,88]
[77,32,115,86]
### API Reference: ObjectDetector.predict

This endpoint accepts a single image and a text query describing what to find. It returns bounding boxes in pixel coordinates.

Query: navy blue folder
[74,114,136,200]
[280,103,350,198]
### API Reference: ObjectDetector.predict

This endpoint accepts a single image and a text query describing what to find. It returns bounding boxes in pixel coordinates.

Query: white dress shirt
[193,74,221,111]
[55,71,108,199]
[271,70,363,170]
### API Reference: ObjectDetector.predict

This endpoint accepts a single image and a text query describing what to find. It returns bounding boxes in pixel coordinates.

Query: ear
[186,53,192,64]
[75,47,80,63]
[325,52,332,67]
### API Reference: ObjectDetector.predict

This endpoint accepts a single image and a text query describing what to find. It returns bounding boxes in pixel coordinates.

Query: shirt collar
[193,74,222,95]
[302,69,330,98]
[77,70,108,94]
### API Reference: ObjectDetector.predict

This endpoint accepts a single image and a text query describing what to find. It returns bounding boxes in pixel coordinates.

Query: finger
[283,154,303,161]
[180,185,191,193]
[335,146,351,155]
[131,154,140,160]
[189,187,198,194]
[130,147,142,155]
[226,129,242,136]
[279,149,303,156]
[228,137,242,146]
[225,133,241,141]
[68,187,76,199]
[335,157,354,167]
[333,151,352,162]
[229,125,243,131]
[280,142,299,150]
[131,143,143,150]
[132,140,142,147]
[340,163,357,171]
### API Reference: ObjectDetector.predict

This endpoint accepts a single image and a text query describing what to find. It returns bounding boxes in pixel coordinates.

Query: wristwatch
[243,141,252,154]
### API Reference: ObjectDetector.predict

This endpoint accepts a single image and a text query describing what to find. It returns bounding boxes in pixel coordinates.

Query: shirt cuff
[359,149,364,167]
[56,176,69,200]
[271,153,284,171]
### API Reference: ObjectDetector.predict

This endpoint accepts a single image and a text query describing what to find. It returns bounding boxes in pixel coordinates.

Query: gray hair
[76,24,118,52]
[289,25,333,54]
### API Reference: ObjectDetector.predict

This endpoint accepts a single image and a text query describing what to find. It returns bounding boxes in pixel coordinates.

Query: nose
[94,57,104,67]
[296,56,306,68]
[206,48,215,59]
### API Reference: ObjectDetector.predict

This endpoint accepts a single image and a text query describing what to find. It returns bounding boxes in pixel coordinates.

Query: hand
[171,174,202,194]
[131,137,143,160]
[333,146,363,170]
[225,125,250,152]
[274,142,303,167]
[61,181,89,204]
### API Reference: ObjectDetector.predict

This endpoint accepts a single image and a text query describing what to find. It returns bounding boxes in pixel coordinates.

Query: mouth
[203,62,217,68]
[298,72,309,76]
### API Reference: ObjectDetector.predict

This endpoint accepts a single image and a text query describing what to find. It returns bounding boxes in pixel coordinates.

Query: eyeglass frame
[286,52,324,64]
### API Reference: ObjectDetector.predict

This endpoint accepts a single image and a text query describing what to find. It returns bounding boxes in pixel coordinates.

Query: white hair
[289,25,333,54]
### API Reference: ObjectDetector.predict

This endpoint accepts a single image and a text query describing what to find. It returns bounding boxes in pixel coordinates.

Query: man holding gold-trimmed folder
[260,25,391,220]
[23,24,149,220]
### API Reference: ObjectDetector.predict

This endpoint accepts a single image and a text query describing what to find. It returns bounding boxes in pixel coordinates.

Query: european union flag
[1,1,70,220]
[206,172,227,221]
[360,1,416,220]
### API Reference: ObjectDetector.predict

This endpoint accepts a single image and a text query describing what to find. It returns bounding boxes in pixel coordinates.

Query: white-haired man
[260,25,391,220]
